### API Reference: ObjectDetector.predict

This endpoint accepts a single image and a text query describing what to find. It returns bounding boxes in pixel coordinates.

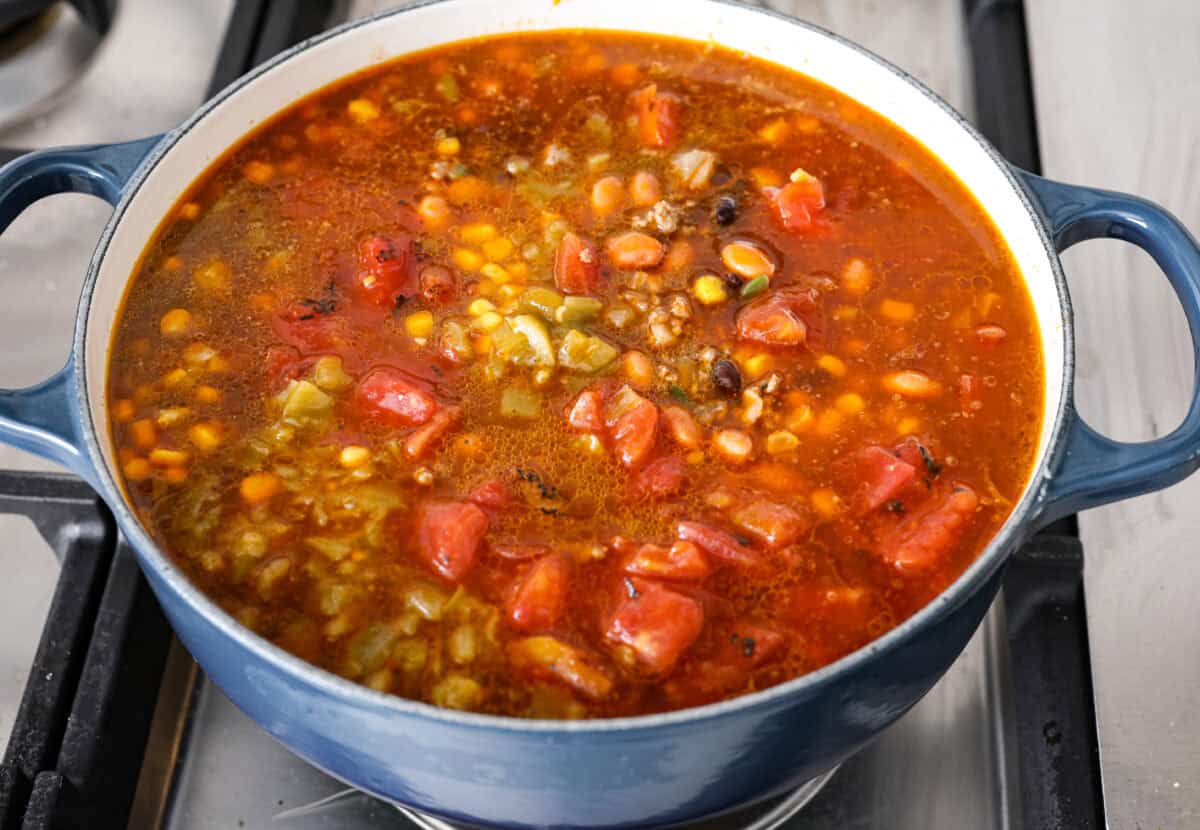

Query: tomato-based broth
[107,32,1043,717]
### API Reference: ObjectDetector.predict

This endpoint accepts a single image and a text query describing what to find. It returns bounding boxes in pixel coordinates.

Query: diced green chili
[555,296,603,325]
[435,72,460,102]
[501,387,542,419]
[740,275,769,299]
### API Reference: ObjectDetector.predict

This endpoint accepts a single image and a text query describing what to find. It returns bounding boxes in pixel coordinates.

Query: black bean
[712,359,742,397]
[721,271,744,293]
[715,194,738,225]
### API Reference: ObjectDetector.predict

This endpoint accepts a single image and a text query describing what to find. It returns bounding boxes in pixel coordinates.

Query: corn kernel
[436,136,461,155]
[712,429,754,464]
[163,466,189,484]
[498,284,522,300]
[533,367,553,387]
[149,448,191,467]
[467,298,496,317]
[122,457,151,482]
[156,407,190,428]
[879,298,916,322]
[188,422,222,451]
[129,419,157,449]
[452,248,484,272]
[811,488,842,518]
[164,369,193,391]
[346,98,380,123]
[460,223,497,244]
[759,118,791,145]
[183,342,216,366]
[206,354,231,373]
[786,404,815,433]
[479,262,511,284]
[194,385,221,404]
[178,202,200,221]
[766,430,800,455]
[750,167,783,188]
[816,409,843,436]
[159,308,192,338]
[240,471,281,504]
[473,311,503,332]
[817,354,847,378]
[480,236,513,261]
[507,262,529,280]
[113,399,135,422]
[340,445,371,468]
[243,160,274,185]
[193,259,231,294]
[691,274,728,306]
[473,334,492,354]
[417,195,451,230]
[405,311,435,339]
[836,393,866,415]
[897,416,921,435]
[743,353,774,380]
[842,257,872,296]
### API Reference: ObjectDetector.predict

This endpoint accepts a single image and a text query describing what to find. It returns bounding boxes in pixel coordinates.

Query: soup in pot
[106,32,1043,717]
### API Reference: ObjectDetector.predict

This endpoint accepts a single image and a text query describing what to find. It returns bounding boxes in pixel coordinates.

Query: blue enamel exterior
[1,7,1199,826]
[1017,170,1200,525]
[0,136,161,487]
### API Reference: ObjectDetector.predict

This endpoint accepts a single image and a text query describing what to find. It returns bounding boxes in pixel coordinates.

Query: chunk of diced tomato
[565,387,605,432]
[854,445,918,511]
[264,345,305,390]
[879,485,979,570]
[676,520,764,570]
[729,500,807,549]
[724,622,787,668]
[404,406,462,460]
[469,478,512,510]
[508,636,613,701]
[628,455,686,500]
[355,367,438,426]
[631,84,682,148]
[607,579,704,674]
[735,288,819,347]
[554,232,602,296]
[610,397,659,469]
[765,174,825,232]
[356,234,416,307]
[414,500,489,583]
[623,540,710,582]
[507,555,571,633]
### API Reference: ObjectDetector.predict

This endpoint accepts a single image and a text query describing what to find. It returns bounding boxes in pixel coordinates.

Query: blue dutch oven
[1,2,1198,827]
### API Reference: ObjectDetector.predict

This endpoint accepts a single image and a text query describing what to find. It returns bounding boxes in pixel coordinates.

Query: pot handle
[0,135,162,484]
[1016,168,1200,527]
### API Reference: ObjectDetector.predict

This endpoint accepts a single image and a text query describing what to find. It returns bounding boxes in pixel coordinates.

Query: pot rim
[73,0,1074,733]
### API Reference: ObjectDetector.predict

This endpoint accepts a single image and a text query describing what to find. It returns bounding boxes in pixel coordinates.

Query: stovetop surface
[0,2,1104,828]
